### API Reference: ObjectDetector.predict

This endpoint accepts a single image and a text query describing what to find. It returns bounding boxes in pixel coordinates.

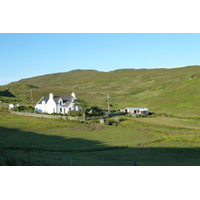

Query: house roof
[37,97,49,104]
[54,96,73,107]
[38,96,73,107]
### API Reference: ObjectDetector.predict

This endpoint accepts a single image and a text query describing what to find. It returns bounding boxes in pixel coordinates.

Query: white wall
[42,100,46,112]
[9,104,15,109]
[45,93,57,114]
[46,98,57,114]
[35,104,42,112]
[35,97,45,113]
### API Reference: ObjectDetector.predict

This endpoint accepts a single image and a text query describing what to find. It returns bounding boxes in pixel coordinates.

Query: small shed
[100,119,106,124]
[9,104,20,110]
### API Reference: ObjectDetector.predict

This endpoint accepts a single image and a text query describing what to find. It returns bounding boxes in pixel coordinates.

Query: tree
[89,106,103,116]
[73,99,88,114]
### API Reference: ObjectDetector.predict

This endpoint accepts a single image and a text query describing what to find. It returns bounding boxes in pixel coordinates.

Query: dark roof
[38,97,49,104]
[54,96,73,107]
[38,96,73,107]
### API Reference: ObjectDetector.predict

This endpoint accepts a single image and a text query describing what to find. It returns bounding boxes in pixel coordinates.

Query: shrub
[106,118,116,125]
[26,106,34,112]
[13,105,34,112]
[13,106,26,112]
[105,117,126,126]
[68,110,83,117]
[118,117,126,122]
[88,106,104,116]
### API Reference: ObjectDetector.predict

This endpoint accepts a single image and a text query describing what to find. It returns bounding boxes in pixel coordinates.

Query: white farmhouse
[35,92,80,114]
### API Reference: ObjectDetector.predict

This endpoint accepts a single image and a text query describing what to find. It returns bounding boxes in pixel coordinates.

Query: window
[60,108,62,113]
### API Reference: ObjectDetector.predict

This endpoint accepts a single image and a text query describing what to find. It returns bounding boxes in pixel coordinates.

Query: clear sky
[1,33,200,85]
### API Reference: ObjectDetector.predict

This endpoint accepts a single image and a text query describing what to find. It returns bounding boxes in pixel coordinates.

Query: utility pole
[107,93,110,114]
[30,89,34,107]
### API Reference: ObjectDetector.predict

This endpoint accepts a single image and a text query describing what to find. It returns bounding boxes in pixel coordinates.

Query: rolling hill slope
[1,65,200,117]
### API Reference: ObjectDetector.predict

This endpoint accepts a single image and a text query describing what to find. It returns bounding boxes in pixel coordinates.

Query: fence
[0,147,138,166]
[11,111,68,119]
[11,111,86,120]
[10,111,109,121]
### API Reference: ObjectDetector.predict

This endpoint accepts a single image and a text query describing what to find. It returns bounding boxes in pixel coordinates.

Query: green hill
[1,65,200,117]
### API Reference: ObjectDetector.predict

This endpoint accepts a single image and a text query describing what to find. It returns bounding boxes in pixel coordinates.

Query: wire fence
[0,147,138,166]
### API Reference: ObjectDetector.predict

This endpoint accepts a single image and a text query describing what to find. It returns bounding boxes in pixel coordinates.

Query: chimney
[71,92,76,98]
[49,93,54,99]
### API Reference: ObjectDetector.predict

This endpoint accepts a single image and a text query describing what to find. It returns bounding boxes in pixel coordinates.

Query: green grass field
[1,109,200,166]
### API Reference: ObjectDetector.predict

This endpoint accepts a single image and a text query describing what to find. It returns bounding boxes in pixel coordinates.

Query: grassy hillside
[1,65,200,116]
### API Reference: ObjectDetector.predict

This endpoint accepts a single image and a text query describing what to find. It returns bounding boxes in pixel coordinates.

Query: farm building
[119,108,149,115]
[35,92,80,114]
[126,107,149,115]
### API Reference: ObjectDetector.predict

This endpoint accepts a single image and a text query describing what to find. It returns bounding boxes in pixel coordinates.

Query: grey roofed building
[35,92,80,114]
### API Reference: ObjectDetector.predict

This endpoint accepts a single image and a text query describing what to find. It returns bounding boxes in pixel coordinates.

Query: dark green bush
[106,119,116,125]
[13,105,34,112]
[88,106,104,116]
[68,110,83,117]
[26,106,34,112]
[13,106,26,112]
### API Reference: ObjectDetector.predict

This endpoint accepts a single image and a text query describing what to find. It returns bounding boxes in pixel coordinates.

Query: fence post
[70,155,73,166]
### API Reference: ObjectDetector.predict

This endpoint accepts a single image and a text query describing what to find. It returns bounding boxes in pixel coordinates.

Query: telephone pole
[30,89,34,107]
[107,93,110,114]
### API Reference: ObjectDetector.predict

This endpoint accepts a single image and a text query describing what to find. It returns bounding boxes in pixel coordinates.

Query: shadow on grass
[1,126,200,166]
[0,89,15,97]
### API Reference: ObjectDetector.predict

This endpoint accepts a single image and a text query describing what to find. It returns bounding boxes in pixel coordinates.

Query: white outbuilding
[125,107,149,115]
[9,104,20,110]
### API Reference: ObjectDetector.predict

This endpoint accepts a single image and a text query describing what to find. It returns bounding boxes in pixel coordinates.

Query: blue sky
[1,33,200,85]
